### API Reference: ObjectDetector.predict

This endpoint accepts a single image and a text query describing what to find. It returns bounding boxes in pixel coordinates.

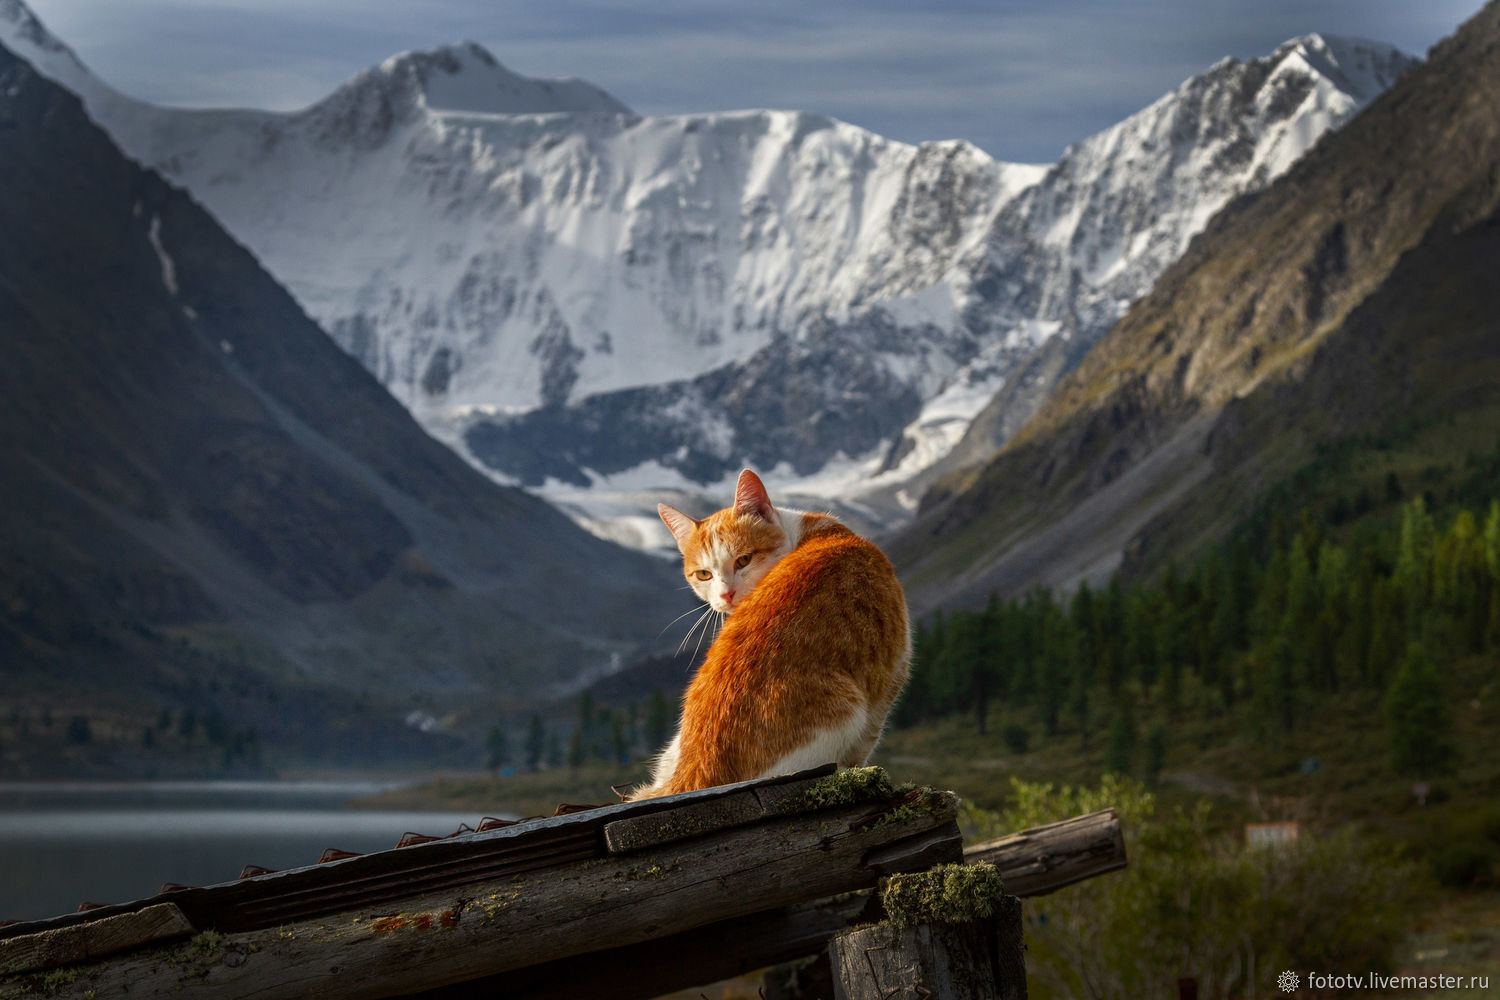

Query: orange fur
[630,470,910,800]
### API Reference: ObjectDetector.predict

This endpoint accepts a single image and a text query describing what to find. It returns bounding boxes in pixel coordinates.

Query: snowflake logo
[1277,970,1300,993]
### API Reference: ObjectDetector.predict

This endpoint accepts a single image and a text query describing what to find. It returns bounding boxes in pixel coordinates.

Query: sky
[22,0,1490,164]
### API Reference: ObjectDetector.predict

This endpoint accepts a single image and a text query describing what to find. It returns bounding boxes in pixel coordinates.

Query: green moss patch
[880,862,1007,930]
[798,766,899,809]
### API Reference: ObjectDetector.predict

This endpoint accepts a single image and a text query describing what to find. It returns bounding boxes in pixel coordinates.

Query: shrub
[1426,840,1495,888]
[976,777,1422,1000]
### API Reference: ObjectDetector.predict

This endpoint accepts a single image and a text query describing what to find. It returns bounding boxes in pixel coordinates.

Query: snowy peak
[1272,33,1414,102]
[0,0,61,55]
[0,0,97,93]
[318,41,632,123]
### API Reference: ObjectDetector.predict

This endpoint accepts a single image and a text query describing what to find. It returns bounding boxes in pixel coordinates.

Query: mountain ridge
[0,37,680,770]
[0,1,1415,550]
[891,0,1500,614]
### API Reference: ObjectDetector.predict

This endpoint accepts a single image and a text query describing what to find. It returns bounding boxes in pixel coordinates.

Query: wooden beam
[0,904,193,977]
[12,789,960,1000]
[963,808,1126,897]
[0,765,839,947]
[404,893,880,1000]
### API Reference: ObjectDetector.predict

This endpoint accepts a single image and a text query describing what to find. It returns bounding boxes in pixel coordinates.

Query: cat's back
[726,513,907,647]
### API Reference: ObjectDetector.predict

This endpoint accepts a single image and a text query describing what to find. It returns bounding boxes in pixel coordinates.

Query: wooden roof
[0,765,966,999]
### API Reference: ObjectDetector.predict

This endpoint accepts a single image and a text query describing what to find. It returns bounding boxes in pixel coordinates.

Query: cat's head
[659,469,793,615]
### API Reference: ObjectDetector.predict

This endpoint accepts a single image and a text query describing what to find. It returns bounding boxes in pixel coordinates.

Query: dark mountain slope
[0,42,679,767]
[891,1,1500,611]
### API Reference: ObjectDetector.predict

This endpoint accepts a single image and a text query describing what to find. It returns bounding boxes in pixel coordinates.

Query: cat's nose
[721,590,735,604]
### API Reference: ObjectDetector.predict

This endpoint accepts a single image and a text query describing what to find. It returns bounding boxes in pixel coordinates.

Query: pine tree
[524,713,545,772]
[485,725,507,773]
[1070,581,1098,688]
[1038,612,1066,737]
[1366,578,1405,684]
[609,712,628,764]
[1104,701,1137,776]
[1144,722,1168,786]
[1070,671,1090,750]
[1396,498,1436,610]
[1383,640,1457,778]
[577,692,596,759]
[645,689,673,751]
[566,724,584,771]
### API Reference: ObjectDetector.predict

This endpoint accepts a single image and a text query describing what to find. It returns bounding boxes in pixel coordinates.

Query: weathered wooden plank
[11,788,960,1000]
[0,764,838,947]
[828,896,1027,1000]
[962,807,1126,898]
[602,766,898,855]
[602,788,766,853]
[405,893,879,1000]
[0,904,194,977]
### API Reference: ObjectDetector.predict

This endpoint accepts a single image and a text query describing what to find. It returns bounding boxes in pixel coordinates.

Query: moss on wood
[879,862,1007,930]
[797,766,903,809]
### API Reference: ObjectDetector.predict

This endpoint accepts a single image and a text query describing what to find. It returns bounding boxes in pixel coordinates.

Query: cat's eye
[735,554,752,569]
[694,569,712,581]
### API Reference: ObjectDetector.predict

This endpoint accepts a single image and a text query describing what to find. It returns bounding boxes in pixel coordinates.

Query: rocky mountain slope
[0,1,1413,548]
[891,0,1500,614]
[0,38,680,769]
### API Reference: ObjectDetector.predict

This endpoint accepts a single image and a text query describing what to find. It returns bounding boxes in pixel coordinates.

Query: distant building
[1245,822,1300,850]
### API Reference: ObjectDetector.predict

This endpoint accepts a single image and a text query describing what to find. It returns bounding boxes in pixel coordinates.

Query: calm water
[0,781,492,923]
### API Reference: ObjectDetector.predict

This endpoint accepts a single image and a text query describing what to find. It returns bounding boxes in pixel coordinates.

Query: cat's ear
[734,469,776,523]
[658,503,699,553]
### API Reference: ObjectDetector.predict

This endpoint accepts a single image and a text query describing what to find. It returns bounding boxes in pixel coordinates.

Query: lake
[0,781,492,923]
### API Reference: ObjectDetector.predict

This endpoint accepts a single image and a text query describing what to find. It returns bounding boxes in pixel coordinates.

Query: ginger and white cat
[628,469,911,800]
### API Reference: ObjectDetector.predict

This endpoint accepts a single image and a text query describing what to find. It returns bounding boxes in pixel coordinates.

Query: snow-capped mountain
[0,0,1416,548]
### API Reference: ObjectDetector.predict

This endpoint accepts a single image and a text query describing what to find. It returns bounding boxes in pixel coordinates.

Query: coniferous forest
[896,481,1500,788]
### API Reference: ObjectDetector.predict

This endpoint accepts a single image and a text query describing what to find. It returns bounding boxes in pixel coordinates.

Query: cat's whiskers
[676,605,716,656]
[690,607,724,662]
[658,602,709,639]
[696,609,718,656]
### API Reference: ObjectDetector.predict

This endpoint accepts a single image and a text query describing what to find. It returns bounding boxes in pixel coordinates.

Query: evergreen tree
[577,692,596,759]
[524,713,545,772]
[1383,641,1457,778]
[645,690,673,751]
[1395,498,1436,611]
[1252,635,1298,741]
[566,724,584,771]
[1070,672,1090,749]
[1144,723,1168,786]
[1104,701,1137,775]
[1366,579,1405,684]
[1038,614,1066,738]
[485,725,507,773]
[1070,581,1098,688]
[609,712,628,764]
[1099,577,1126,692]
